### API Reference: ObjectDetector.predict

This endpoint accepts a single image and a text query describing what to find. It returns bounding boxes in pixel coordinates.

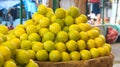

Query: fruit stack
[0,4,112,67]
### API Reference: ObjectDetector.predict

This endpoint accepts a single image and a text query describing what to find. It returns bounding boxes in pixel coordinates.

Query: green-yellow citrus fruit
[66,40,77,51]
[87,39,96,49]
[28,33,41,42]
[36,50,48,61]
[68,6,80,18]
[49,50,61,61]
[39,28,49,37]
[42,32,55,42]
[49,23,61,34]
[32,42,43,52]
[77,40,86,50]
[27,50,36,60]
[55,42,66,52]
[69,24,80,32]
[56,31,68,42]
[80,31,88,41]
[70,51,80,60]
[43,41,55,52]
[64,16,74,26]
[0,25,8,34]
[39,17,50,28]
[15,49,30,65]
[20,40,32,50]
[61,52,71,61]
[38,4,47,15]
[0,46,11,61]
[55,8,66,19]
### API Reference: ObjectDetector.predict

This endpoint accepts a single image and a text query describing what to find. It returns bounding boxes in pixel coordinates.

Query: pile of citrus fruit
[0,4,111,67]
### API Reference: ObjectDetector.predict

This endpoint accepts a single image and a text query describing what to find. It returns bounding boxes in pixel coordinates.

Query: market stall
[0,0,116,67]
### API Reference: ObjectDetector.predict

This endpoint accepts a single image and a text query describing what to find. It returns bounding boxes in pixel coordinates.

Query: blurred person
[0,10,3,24]
[10,8,17,21]
[89,0,100,15]
[8,12,13,27]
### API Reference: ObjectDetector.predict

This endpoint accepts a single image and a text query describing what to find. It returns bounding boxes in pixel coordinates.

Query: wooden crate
[36,53,114,67]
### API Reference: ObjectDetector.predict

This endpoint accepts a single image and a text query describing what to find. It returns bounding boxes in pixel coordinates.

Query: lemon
[15,24,25,29]
[32,13,44,25]
[0,25,8,34]
[61,52,71,61]
[26,25,38,34]
[97,47,107,56]
[0,54,4,67]
[36,50,49,61]
[39,28,49,37]
[20,33,28,41]
[80,50,91,60]
[64,16,74,26]
[0,46,11,61]
[80,31,88,41]
[46,11,54,19]
[102,46,110,56]
[55,8,66,19]
[0,33,6,42]
[91,27,100,33]
[62,26,69,32]
[39,17,50,28]
[55,42,66,52]
[91,29,100,38]
[90,48,100,58]
[32,42,43,52]
[2,41,17,56]
[99,34,106,43]
[66,40,77,51]
[20,40,32,50]
[80,14,88,23]
[36,24,41,30]
[103,43,111,51]
[51,15,56,23]
[6,34,16,41]
[28,33,41,42]
[42,32,55,42]
[68,6,80,18]
[69,24,81,32]
[70,51,80,60]
[27,50,36,60]
[77,40,86,50]
[87,30,99,39]
[68,31,80,41]
[11,38,21,49]
[79,23,90,32]
[4,60,17,67]
[49,23,61,34]
[25,59,39,67]
[47,7,53,12]
[0,37,3,44]
[75,16,84,24]
[56,31,68,42]
[95,37,104,48]
[43,41,55,52]
[38,4,47,15]
[15,49,30,65]
[54,19,64,28]
[87,39,96,49]
[14,28,25,37]
[49,50,61,61]
[23,20,34,28]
